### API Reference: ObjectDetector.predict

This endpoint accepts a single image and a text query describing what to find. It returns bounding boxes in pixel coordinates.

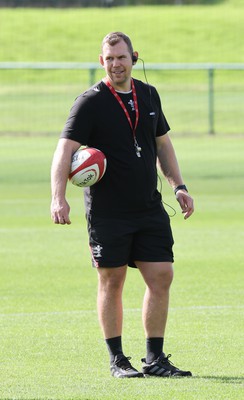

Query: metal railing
[0,62,243,135]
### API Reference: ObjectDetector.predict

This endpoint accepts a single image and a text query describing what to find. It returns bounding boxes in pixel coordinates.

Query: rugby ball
[69,147,107,187]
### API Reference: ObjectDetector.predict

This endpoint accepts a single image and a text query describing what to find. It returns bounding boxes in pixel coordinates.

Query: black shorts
[87,205,174,268]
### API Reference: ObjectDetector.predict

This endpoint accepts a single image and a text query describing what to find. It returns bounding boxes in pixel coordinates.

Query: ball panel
[98,158,107,180]
[69,147,107,187]
[70,165,100,187]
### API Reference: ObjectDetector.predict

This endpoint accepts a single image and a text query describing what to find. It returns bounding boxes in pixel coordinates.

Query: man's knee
[97,266,127,291]
[137,262,174,290]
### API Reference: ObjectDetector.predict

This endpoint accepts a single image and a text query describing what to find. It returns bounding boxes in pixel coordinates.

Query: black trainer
[110,354,144,378]
[142,353,192,377]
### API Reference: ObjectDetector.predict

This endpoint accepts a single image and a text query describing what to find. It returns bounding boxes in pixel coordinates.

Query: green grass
[1,74,243,135]
[0,1,243,63]
[0,1,243,135]
[0,135,243,399]
[0,2,243,396]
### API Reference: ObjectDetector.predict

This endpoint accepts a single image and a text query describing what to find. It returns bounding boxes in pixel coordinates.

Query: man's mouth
[113,70,124,75]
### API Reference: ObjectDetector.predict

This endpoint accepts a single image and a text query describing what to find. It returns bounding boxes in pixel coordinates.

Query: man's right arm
[50,138,81,225]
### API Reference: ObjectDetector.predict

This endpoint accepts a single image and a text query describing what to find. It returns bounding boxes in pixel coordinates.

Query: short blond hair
[101,32,134,57]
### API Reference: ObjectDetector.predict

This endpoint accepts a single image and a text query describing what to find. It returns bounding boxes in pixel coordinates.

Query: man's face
[100,40,133,91]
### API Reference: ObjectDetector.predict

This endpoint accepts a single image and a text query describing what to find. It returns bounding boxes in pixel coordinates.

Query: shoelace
[163,354,173,363]
[116,356,133,370]
[161,354,179,371]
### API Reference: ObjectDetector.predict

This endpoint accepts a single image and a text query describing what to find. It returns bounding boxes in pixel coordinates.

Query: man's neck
[103,77,132,92]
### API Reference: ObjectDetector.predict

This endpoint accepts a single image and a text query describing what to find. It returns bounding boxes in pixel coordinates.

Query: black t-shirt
[61,78,170,217]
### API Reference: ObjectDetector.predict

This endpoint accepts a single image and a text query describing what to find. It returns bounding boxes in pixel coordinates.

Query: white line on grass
[0,305,243,319]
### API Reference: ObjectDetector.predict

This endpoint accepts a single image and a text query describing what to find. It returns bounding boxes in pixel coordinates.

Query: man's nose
[113,58,120,66]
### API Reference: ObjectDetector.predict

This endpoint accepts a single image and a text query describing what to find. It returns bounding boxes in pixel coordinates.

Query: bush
[0,0,226,7]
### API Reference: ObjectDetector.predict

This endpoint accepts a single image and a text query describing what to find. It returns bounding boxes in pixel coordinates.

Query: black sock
[146,337,164,363]
[105,336,123,363]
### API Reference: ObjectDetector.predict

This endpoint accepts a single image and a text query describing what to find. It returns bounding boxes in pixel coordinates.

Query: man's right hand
[50,138,81,225]
[51,198,71,225]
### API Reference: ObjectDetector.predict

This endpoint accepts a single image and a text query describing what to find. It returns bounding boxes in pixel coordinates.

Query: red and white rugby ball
[69,147,107,187]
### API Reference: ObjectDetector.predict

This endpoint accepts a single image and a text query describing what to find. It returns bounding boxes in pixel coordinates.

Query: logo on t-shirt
[128,99,135,111]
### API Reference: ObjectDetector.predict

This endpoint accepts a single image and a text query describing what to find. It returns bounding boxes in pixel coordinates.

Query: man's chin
[107,75,130,90]
[112,74,124,81]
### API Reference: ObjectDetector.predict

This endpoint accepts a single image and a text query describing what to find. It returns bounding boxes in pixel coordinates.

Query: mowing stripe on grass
[1,305,243,319]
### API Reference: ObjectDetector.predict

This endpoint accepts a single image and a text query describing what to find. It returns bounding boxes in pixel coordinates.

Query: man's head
[101,32,136,63]
[100,32,138,91]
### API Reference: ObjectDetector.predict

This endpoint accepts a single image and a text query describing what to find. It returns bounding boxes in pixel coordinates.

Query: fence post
[89,67,96,86]
[208,68,214,134]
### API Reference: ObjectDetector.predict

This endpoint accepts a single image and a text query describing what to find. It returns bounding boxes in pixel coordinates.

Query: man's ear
[99,54,104,67]
[132,51,139,65]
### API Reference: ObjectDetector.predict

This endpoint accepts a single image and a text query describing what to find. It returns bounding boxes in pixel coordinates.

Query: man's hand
[50,138,81,226]
[176,190,194,220]
[51,198,71,225]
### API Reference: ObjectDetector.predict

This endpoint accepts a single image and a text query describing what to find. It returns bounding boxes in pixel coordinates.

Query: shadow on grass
[194,375,244,384]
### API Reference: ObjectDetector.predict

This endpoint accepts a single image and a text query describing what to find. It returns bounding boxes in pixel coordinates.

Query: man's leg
[137,261,173,342]
[137,261,192,377]
[97,265,143,378]
[97,265,127,340]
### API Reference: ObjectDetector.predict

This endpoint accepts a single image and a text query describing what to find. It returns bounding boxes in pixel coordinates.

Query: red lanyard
[105,78,139,141]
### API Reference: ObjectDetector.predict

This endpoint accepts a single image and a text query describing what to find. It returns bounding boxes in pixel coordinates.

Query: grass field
[0,2,243,396]
[0,135,243,399]
[0,1,243,135]
[1,68,243,136]
[1,0,243,63]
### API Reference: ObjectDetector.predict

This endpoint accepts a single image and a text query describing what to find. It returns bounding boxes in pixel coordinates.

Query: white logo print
[128,99,135,111]
[93,244,103,258]
[93,87,100,92]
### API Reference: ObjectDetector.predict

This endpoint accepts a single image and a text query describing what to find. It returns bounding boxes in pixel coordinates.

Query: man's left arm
[156,133,194,220]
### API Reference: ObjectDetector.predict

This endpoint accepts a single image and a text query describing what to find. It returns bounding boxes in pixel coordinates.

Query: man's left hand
[176,191,194,220]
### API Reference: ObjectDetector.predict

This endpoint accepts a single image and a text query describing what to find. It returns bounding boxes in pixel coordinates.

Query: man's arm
[50,138,81,225]
[156,133,194,219]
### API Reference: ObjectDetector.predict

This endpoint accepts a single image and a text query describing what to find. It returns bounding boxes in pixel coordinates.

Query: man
[51,32,194,378]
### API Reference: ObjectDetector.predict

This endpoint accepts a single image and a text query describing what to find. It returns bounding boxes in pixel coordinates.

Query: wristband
[174,184,188,195]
